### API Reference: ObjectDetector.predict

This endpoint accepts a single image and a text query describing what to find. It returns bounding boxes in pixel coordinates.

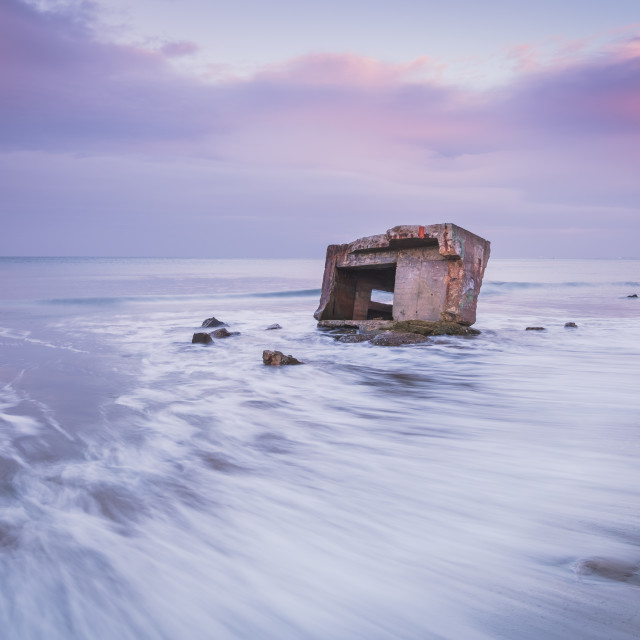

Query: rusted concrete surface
[314,224,490,325]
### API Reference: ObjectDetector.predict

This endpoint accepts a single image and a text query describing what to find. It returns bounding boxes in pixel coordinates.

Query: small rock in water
[336,334,372,343]
[574,557,639,583]
[212,327,239,338]
[192,332,213,344]
[525,326,546,331]
[201,316,226,328]
[265,324,282,330]
[564,322,578,328]
[262,350,303,365]
[369,332,429,346]
[627,294,638,298]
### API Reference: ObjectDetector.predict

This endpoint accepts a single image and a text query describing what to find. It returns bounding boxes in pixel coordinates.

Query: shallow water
[0,257,639,639]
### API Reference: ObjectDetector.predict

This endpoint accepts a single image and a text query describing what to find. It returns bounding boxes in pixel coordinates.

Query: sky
[1,0,639,258]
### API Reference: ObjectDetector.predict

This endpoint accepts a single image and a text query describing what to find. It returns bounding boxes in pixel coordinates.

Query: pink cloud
[612,35,640,61]
[0,0,639,257]
[507,44,540,73]
[2,0,637,159]
[254,53,436,86]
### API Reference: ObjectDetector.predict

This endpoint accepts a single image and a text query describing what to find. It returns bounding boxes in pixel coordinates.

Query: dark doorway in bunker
[337,264,397,321]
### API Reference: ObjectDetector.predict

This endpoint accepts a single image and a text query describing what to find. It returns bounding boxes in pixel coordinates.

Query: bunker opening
[337,264,397,321]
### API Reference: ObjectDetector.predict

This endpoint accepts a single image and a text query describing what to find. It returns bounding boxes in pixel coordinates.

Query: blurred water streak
[0,257,639,639]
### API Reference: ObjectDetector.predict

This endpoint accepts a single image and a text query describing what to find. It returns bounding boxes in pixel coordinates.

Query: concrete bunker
[314,224,490,326]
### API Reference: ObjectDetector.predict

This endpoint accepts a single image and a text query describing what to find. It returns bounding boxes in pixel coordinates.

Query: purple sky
[1,0,639,257]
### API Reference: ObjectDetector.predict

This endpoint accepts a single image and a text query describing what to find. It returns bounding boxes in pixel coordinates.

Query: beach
[0,257,639,639]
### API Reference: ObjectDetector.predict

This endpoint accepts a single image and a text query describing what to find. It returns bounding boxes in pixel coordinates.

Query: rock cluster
[192,316,239,344]
[191,316,303,364]
[319,319,480,346]
[526,323,580,330]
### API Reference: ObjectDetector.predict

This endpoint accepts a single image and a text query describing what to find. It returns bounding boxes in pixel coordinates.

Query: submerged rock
[201,316,226,328]
[574,557,639,584]
[526,326,546,331]
[336,334,372,343]
[369,332,430,346]
[192,332,213,344]
[262,350,303,366]
[265,324,282,330]
[564,322,578,328]
[211,328,239,338]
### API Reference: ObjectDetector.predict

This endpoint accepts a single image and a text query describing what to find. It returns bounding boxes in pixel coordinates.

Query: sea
[0,256,638,640]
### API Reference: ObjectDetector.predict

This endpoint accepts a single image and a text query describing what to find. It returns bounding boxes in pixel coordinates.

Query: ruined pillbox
[314,224,490,326]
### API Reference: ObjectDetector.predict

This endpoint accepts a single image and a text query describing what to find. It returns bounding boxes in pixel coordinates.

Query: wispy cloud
[1,0,639,256]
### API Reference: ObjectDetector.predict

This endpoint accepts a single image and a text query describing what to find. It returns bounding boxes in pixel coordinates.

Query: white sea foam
[0,258,639,639]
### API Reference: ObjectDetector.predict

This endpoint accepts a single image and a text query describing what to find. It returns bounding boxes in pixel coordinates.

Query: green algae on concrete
[389,320,481,336]
[317,319,480,337]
